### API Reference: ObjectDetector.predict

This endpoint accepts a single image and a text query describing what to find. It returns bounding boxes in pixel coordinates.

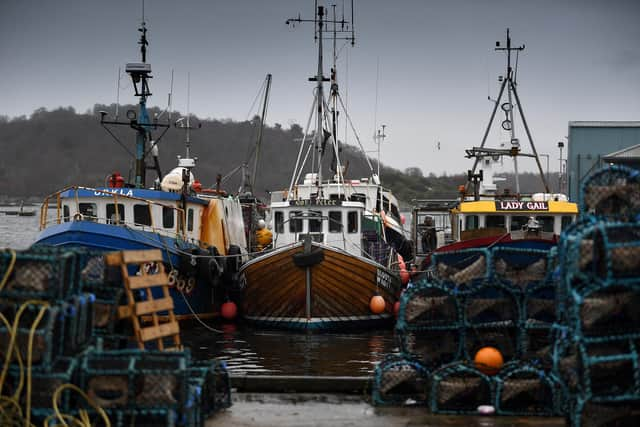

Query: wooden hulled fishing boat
[240,4,408,330]
[35,17,247,319]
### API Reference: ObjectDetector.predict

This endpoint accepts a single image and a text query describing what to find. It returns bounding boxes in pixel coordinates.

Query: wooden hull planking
[241,244,401,329]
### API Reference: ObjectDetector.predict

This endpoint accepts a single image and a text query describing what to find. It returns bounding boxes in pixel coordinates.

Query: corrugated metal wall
[567,122,640,201]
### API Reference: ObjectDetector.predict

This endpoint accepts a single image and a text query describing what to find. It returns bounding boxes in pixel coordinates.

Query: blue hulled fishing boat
[35,18,247,318]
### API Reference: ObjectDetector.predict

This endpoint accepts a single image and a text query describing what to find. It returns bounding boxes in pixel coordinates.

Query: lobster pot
[0,302,65,369]
[6,357,77,418]
[431,248,490,286]
[63,293,95,353]
[372,355,430,406]
[524,284,556,324]
[464,321,520,363]
[570,399,640,427]
[0,249,78,301]
[565,222,640,284]
[362,230,392,266]
[84,408,178,427]
[580,165,640,221]
[495,363,565,416]
[573,283,640,338]
[552,337,580,395]
[429,362,495,414]
[576,337,640,399]
[90,284,127,334]
[522,321,554,365]
[79,349,189,411]
[464,283,519,325]
[399,327,463,369]
[396,280,461,330]
[492,247,550,290]
[188,359,232,417]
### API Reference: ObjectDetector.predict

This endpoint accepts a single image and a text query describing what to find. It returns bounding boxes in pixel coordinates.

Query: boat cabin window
[561,215,574,230]
[347,211,358,233]
[289,211,303,233]
[350,193,366,204]
[106,203,125,224]
[537,216,555,232]
[133,204,151,226]
[63,205,70,222]
[187,208,194,232]
[328,211,342,233]
[486,215,505,229]
[465,215,479,230]
[510,216,529,231]
[308,210,322,233]
[79,203,97,222]
[274,211,284,233]
[162,206,174,229]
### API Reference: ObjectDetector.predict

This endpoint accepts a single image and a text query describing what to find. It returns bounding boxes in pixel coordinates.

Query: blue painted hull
[34,221,215,317]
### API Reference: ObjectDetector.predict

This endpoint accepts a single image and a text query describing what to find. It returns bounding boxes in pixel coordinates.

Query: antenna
[174,72,202,165]
[466,29,549,194]
[115,67,121,120]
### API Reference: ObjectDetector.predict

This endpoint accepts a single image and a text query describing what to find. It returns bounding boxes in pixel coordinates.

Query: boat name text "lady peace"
[94,188,134,197]
[290,199,341,207]
[495,201,548,211]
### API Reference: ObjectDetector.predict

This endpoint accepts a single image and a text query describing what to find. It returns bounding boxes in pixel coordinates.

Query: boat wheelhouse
[451,195,578,243]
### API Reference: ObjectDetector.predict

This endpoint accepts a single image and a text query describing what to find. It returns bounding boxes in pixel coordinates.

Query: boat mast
[466,29,550,194]
[286,1,358,198]
[251,74,273,193]
[98,2,170,188]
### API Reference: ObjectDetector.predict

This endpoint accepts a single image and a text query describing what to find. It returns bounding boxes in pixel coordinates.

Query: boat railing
[39,186,190,242]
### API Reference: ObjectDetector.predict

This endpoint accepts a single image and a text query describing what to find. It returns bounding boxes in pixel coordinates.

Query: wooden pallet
[105,249,182,351]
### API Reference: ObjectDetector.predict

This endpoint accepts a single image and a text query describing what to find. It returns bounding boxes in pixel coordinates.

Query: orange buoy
[221,301,237,320]
[370,295,386,314]
[474,346,504,375]
[393,301,401,317]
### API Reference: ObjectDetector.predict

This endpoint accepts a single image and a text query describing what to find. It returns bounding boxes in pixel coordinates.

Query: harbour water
[0,205,399,376]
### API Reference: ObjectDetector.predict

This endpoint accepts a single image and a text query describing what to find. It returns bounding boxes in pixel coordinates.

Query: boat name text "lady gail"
[495,201,549,211]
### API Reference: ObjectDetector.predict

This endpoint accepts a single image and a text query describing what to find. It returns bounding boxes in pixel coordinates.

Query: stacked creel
[374,243,564,415]
[553,166,640,427]
[76,348,230,427]
[0,245,231,426]
[429,360,565,416]
[0,246,96,421]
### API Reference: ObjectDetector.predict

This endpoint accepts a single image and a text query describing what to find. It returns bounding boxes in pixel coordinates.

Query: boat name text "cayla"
[94,188,134,197]
[495,201,548,211]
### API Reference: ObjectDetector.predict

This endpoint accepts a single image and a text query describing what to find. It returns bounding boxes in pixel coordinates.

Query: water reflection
[184,322,400,376]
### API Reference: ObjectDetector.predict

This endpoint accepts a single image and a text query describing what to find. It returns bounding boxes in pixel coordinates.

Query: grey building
[567,121,640,202]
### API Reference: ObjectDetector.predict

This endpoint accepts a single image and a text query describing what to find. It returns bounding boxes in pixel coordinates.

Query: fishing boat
[239,4,409,330]
[34,17,247,319]
[414,30,578,269]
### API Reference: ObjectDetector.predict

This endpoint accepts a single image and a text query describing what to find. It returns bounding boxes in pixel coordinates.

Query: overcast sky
[1,0,639,175]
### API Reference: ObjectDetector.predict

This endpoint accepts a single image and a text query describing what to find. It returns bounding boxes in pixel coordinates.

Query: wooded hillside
[0,106,555,205]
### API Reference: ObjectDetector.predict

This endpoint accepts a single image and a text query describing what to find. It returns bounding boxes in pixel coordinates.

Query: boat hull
[240,242,402,330]
[34,221,220,318]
